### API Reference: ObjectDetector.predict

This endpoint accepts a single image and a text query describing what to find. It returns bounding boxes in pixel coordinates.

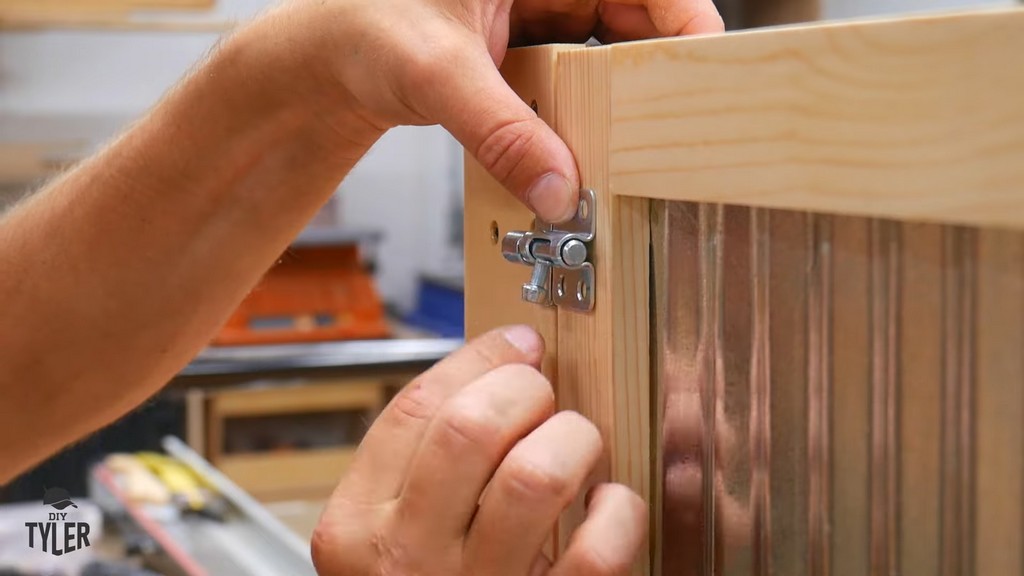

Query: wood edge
[554,45,652,576]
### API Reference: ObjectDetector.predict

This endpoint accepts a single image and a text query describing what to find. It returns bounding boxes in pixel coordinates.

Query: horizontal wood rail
[599,8,1024,229]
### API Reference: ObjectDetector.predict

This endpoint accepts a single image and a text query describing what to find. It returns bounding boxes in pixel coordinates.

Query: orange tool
[213,237,390,345]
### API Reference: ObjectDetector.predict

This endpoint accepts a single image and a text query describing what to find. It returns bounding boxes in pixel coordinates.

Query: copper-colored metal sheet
[654,201,1024,575]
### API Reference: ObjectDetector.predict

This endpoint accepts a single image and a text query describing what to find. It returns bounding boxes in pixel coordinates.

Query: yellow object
[105,453,171,504]
[135,452,208,511]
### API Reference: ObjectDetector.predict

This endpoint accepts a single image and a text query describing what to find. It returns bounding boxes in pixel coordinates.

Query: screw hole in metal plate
[578,198,589,221]
[557,275,566,298]
[577,278,589,302]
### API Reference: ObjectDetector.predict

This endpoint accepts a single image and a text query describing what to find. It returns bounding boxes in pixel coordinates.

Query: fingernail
[527,173,576,223]
[502,324,542,355]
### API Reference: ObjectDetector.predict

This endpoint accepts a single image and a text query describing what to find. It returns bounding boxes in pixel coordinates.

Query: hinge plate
[500,189,596,313]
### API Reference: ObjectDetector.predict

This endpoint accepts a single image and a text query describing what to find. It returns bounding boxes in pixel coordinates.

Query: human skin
[0,0,722,572]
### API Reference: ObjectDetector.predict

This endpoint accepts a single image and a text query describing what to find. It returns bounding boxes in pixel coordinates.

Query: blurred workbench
[169,330,461,503]
[173,332,459,387]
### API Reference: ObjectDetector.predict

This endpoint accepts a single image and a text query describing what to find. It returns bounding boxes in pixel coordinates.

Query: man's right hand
[312,326,647,575]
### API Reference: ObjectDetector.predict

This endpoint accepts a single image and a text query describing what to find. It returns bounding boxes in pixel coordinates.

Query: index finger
[335,325,545,502]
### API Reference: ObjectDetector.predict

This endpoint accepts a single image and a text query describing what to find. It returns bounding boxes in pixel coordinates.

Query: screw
[522,262,551,304]
[560,239,587,268]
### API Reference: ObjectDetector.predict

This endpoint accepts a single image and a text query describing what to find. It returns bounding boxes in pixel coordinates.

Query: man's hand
[272,0,722,223]
[312,326,647,575]
[511,0,724,45]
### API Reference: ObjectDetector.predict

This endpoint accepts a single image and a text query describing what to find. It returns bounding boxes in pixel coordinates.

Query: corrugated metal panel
[653,201,1024,575]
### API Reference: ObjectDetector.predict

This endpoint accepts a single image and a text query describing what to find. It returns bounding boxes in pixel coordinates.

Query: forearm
[0,15,382,481]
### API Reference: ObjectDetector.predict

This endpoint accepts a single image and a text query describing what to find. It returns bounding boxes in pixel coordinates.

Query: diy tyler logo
[25,487,92,556]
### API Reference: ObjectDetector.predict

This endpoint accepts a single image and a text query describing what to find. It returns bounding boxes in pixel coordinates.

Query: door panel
[653,201,1024,575]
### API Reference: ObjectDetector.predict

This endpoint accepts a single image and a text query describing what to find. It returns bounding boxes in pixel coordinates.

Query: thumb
[429,48,580,223]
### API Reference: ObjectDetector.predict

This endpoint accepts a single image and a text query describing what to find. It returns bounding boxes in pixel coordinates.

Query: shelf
[174,337,462,385]
[217,447,357,502]
[292,227,383,248]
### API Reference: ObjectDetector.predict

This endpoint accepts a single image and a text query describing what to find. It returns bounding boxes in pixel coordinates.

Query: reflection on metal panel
[653,201,1024,576]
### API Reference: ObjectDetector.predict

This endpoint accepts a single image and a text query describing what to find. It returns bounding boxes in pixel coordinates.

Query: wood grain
[607,8,1024,229]
[554,46,651,575]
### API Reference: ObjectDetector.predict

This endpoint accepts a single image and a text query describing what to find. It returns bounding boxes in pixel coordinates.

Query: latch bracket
[500,189,596,313]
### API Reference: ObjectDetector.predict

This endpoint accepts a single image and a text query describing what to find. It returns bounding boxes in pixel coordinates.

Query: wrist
[219,7,388,161]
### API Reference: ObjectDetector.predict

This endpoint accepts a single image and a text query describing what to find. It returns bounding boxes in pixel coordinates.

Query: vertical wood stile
[555,46,651,576]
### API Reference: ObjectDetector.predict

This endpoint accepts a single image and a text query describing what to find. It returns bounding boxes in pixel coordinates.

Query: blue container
[405,275,464,338]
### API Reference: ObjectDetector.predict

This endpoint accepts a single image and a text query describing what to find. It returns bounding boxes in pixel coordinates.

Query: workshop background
[0,0,1015,574]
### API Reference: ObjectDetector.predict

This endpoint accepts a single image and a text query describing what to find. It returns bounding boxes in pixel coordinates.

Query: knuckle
[388,380,439,423]
[309,525,332,571]
[474,118,540,185]
[503,454,574,503]
[313,514,425,576]
[372,522,419,576]
[311,522,363,575]
[436,398,505,454]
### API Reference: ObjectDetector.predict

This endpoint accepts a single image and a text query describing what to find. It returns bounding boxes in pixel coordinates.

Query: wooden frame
[465,8,1024,575]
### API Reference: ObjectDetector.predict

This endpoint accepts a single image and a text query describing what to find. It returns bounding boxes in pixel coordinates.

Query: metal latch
[501,189,595,313]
